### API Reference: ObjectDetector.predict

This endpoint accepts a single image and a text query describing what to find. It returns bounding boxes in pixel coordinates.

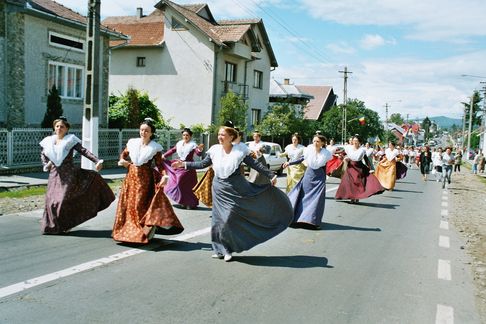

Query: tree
[108,88,170,130]
[389,113,405,125]
[41,85,63,128]
[421,117,431,142]
[218,91,248,131]
[318,99,383,144]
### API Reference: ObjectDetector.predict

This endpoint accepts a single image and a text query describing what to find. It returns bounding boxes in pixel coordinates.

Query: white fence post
[7,130,13,166]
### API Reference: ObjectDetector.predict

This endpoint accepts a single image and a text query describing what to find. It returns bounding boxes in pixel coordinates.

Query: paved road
[0,169,481,323]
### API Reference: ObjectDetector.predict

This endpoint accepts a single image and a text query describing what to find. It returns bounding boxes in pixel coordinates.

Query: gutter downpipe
[212,43,222,125]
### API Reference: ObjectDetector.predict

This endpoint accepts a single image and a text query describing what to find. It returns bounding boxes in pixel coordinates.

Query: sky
[56,0,486,122]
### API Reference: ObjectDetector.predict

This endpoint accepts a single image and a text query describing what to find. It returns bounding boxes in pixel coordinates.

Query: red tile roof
[102,11,164,47]
[296,85,336,120]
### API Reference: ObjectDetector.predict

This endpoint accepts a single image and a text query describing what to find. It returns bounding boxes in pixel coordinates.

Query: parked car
[245,141,287,175]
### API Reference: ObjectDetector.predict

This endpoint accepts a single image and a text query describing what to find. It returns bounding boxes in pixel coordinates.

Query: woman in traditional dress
[374,141,400,190]
[173,125,293,262]
[113,119,184,244]
[281,133,305,192]
[419,146,433,181]
[325,138,345,178]
[335,135,384,203]
[286,134,332,230]
[247,130,270,185]
[39,117,115,234]
[163,128,204,209]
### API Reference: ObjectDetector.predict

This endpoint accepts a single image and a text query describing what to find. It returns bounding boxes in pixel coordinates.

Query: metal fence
[0,128,207,169]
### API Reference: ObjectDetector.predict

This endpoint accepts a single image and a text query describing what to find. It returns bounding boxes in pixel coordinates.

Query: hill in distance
[429,116,462,128]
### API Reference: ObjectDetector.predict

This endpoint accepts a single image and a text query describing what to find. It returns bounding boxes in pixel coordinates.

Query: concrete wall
[110,9,215,128]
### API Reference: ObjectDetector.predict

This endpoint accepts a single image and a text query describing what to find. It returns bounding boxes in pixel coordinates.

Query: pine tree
[41,85,63,128]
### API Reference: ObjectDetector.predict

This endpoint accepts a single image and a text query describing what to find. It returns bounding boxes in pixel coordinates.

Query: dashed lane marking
[440,220,449,230]
[436,304,454,324]
[439,235,450,249]
[438,259,452,281]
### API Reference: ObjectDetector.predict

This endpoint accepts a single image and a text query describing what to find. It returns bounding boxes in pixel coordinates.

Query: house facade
[103,0,278,129]
[0,0,125,128]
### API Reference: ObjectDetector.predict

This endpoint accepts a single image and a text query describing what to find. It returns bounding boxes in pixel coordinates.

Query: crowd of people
[39,117,472,261]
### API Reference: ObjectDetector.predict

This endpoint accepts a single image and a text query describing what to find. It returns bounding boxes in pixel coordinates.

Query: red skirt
[326,156,344,178]
[335,161,384,199]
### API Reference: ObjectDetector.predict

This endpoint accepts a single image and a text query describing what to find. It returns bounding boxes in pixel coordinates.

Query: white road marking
[0,226,211,299]
[441,196,448,201]
[438,259,452,281]
[441,201,448,207]
[440,221,449,230]
[436,304,454,324]
[439,235,450,248]
[442,190,448,195]
[441,209,448,217]
[326,186,338,193]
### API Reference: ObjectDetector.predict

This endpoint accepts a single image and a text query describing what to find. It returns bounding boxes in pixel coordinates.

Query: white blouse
[248,140,265,157]
[284,144,304,162]
[385,148,399,161]
[39,134,81,166]
[207,144,249,179]
[345,146,366,161]
[176,140,197,161]
[303,145,332,169]
[126,138,163,166]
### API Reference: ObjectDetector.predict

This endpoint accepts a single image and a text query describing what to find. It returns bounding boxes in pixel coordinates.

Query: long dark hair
[141,118,156,140]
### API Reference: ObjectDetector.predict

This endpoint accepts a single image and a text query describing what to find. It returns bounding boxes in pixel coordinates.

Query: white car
[245,141,287,175]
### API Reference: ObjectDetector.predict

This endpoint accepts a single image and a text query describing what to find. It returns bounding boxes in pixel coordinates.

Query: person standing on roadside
[479,152,485,174]
[472,151,479,174]
[441,147,455,189]
[419,146,433,181]
[454,148,462,173]
[39,117,115,234]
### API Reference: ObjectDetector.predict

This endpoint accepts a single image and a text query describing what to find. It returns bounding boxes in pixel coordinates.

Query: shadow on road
[323,222,381,232]
[351,201,399,209]
[391,189,423,193]
[152,240,212,252]
[67,229,112,238]
[397,181,416,184]
[235,255,333,268]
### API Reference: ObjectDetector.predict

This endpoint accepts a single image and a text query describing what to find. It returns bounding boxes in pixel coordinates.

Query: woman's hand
[95,162,103,171]
[117,159,130,168]
[271,175,277,186]
[198,143,205,151]
[172,160,184,169]
[282,162,289,169]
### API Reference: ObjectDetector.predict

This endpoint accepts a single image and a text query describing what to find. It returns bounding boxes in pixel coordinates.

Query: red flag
[359,117,366,125]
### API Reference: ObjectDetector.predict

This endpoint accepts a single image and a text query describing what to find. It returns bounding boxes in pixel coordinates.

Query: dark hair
[291,132,302,144]
[141,118,156,140]
[314,134,327,145]
[53,116,70,129]
[224,120,235,128]
[181,127,193,137]
[352,134,362,143]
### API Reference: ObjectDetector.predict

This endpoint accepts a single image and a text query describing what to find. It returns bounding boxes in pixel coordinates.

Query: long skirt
[113,164,184,244]
[326,156,344,178]
[163,160,199,208]
[335,161,384,199]
[247,156,271,185]
[42,162,115,234]
[211,171,293,255]
[396,161,408,179]
[288,167,327,227]
[374,159,397,190]
[285,163,306,193]
[420,162,430,176]
[193,167,214,208]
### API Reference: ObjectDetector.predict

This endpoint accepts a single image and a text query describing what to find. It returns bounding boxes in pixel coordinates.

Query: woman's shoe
[211,254,223,259]
[224,254,233,262]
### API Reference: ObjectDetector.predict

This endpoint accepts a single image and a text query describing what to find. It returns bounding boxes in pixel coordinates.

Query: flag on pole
[359,117,366,125]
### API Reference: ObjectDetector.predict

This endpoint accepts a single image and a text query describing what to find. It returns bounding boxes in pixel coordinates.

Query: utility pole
[82,0,101,169]
[467,94,474,155]
[339,66,352,143]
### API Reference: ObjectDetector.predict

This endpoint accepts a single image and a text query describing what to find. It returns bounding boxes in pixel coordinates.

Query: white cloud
[326,42,356,55]
[299,0,486,42]
[360,34,396,50]
[273,50,486,120]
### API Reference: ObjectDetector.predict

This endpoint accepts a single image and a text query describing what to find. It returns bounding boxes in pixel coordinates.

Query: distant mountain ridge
[429,116,462,128]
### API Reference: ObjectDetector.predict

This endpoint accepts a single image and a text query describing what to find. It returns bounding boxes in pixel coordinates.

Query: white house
[0,0,126,128]
[103,0,278,129]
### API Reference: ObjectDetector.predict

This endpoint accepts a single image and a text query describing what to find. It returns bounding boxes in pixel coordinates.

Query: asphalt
[0,167,128,190]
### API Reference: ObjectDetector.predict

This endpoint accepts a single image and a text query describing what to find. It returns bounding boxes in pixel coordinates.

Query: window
[253,70,263,89]
[136,57,146,67]
[171,17,187,30]
[251,109,261,126]
[48,61,83,99]
[225,62,237,83]
[49,32,84,52]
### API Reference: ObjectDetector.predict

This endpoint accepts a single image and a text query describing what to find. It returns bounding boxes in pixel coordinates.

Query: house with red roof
[103,0,278,129]
[0,0,126,127]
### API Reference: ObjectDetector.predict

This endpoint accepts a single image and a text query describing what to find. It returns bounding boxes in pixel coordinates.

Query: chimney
[284,78,290,85]
[136,7,143,18]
